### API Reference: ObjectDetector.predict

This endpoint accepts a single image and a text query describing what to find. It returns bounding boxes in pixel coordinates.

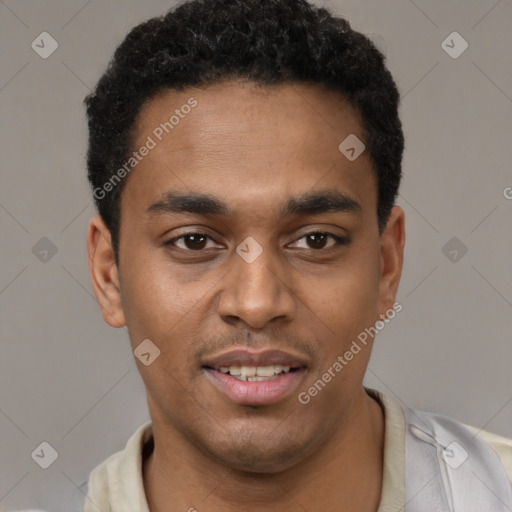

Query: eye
[288,232,349,251]
[165,231,349,253]
[166,233,223,251]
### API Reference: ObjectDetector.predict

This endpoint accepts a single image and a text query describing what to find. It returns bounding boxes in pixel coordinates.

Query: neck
[143,388,384,512]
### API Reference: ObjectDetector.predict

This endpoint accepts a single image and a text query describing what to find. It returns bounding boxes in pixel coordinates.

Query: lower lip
[204,368,306,406]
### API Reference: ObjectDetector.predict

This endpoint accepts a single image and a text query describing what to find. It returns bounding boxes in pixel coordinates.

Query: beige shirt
[83,389,512,511]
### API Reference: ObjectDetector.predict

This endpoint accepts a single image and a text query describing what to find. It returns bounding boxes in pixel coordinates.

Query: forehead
[123,80,375,221]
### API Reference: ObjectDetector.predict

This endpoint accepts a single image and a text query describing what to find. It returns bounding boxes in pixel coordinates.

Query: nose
[217,241,296,329]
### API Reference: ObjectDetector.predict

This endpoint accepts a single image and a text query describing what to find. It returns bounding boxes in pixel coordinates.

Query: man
[83,0,512,510]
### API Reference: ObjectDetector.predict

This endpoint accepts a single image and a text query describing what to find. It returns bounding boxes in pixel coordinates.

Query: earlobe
[378,206,405,314]
[87,215,126,328]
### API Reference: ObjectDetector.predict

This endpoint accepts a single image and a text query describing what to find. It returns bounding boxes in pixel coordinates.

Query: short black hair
[85,0,404,264]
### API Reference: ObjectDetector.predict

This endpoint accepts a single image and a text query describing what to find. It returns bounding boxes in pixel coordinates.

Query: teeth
[255,365,275,377]
[241,366,256,377]
[229,366,241,376]
[218,365,293,378]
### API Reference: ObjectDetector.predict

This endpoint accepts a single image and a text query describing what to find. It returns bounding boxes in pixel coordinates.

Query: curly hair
[85,0,404,263]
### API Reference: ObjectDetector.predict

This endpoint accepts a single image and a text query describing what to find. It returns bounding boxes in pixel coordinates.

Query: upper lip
[202,348,309,369]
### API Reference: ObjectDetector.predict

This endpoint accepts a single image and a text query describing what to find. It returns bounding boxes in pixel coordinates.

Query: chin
[202,429,316,474]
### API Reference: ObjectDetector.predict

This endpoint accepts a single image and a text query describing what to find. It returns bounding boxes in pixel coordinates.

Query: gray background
[1,0,511,510]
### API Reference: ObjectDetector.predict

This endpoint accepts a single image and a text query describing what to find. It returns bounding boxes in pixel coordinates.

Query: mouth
[211,364,298,381]
[202,348,308,406]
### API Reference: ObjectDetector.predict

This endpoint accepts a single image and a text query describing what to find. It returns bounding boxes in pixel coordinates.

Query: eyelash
[165,231,349,253]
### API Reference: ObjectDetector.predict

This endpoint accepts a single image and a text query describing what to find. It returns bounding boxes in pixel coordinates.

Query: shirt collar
[86,387,406,511]
[366,387,406,512]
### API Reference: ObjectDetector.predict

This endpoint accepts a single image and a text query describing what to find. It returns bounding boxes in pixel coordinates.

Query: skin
[87,79,405,512]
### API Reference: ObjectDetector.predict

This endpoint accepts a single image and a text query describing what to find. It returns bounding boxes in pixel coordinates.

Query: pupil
[187,234,206,250]
[309,233,326,249]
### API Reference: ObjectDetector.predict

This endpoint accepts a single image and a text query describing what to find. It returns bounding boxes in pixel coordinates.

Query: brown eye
[167,233,221,251]
[289,232,348,251]
[306,233,329,249]
[182,234,207,250]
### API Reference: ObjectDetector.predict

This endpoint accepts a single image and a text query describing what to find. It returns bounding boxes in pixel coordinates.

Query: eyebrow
[146,189,362,218]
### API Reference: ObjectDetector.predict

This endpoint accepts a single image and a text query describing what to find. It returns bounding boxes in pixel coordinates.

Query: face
[88,80,404,473]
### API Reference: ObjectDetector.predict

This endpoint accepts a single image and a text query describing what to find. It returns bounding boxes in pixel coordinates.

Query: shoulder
[83,421,153,511]
[366,387,512,486]
[465,424,512,484]
[82,455,114,512]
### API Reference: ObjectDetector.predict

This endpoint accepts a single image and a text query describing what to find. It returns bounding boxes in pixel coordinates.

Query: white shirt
[82,388,512,511]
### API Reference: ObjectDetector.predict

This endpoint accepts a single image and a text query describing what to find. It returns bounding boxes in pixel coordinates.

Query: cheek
[119,260,206,403]
[301,259,380,404]
[119,256,200,347]
[311,248,381,339]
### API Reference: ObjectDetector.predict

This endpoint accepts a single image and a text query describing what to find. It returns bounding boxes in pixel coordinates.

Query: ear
[378,206,405,315]
[87,215,126,328]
